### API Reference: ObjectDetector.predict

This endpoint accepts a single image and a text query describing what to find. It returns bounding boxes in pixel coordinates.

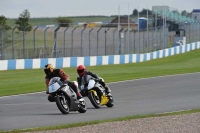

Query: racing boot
[104,85,111,94]
[77,92,83,100]
[72,81,83,101]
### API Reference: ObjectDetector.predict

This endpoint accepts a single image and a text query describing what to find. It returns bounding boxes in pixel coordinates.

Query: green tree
[0,16,12,53]
[132,9,138,16]
[56,17,73,27]
[15,9,32,31]
[140,9,148,16]
[140,9,152,16]
[147,9,152,16]
[0,15,11,30]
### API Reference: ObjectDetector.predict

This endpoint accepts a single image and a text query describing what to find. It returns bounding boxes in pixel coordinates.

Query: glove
[99,78,103,82]
[62,79,70,84]
[94,78,100,82]
[46,90,49,94]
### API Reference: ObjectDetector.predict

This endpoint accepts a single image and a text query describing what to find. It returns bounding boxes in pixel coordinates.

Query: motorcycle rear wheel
[88,91,101,109]
[55,96,70,114]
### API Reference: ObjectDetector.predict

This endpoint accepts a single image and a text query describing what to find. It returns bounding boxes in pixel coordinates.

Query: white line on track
[109,72,200,84]
[0,91,45,99]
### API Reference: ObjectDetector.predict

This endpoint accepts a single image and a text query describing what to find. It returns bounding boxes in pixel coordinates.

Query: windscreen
[49,77,62,86]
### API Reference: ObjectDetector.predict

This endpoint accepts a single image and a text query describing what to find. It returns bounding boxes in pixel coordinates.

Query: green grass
[0,48,200,97]
[1,109,200,133]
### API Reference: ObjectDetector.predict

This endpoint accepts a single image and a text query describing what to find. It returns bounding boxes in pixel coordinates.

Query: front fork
[89,90,98,96]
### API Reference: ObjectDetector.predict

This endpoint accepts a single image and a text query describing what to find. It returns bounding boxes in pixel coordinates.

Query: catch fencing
[0,23,200,60]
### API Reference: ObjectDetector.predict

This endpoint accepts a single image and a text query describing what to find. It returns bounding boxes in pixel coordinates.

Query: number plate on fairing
[48,82,61,93]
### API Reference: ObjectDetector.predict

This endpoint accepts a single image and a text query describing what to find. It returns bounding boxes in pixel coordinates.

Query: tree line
[0,9,73,32]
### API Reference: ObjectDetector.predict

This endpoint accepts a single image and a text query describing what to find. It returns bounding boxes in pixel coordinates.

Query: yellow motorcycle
[79,75,114,108]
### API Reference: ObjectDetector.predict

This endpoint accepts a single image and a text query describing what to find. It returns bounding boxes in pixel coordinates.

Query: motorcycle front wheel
[78,99,87,113]
[106,95,114,107]
[55,95,70,114]
[88,91,101,109]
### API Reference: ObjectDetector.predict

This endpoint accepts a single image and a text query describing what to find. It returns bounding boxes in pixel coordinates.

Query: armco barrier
[0,42,199,71]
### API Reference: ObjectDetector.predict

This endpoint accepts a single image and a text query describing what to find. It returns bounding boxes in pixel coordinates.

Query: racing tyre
[78,99,87,113]
[106,96,114,107]
[88,91,101,109]
[55,95,69,114]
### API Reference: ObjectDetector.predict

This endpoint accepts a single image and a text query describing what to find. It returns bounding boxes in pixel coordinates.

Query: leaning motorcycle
[79,75,114,109]
[47,77,87,114]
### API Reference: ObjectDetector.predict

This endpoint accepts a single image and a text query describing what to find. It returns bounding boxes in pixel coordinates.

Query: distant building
[105,16,138,29]
[191,9,200,22]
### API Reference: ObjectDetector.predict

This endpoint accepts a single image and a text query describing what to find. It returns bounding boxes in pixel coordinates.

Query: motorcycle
[47,77,87,114]
[79,74,114,109]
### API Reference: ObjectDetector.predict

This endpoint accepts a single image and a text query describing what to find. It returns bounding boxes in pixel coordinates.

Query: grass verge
[1,108,200,133]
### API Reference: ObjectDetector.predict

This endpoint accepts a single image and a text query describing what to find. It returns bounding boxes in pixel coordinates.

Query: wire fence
[0,23,200,60]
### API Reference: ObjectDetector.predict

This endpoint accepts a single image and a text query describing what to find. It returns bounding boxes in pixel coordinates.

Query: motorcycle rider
[44,64,83,102]
[76,64,111,94]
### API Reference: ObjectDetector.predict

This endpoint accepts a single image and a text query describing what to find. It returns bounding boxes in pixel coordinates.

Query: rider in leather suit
[76,64,111,94]
[44,64,83,102]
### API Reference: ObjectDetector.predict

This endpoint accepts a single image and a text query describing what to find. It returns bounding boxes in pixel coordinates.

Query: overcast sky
[1,0,200,18]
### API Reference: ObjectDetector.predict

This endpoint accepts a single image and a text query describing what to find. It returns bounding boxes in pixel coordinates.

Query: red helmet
[77,65,86,76]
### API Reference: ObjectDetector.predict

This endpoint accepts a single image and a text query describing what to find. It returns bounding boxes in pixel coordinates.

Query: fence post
[124,29,128,54]
[81,28,86,56]
[104,28,110,55]
[97,28,102,56]
[71,28,76,57]
[133,30,136,53]
[113,28,117,55]
[143,29,145,53]
[129,29,134,54]
[129,29,131,54]
[159,28,162,50]
[44,27,49,58]
[23,26,28,59]
[54,26,60,58]
[118,28,124,54]
[199,23,200,41]
[195,23,198,42]
[152,28,154,52]
[12,26,17,59]
[0,26,4,60]
[89,28,93,56]
[63,27,68,57]
[33,26,38,58]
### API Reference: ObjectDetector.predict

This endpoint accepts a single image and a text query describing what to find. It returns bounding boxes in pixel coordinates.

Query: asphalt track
[0,73,200,132]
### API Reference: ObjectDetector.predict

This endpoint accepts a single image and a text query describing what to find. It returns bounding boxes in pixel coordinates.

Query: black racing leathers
[45,69,81,102]
[77,71,106,88]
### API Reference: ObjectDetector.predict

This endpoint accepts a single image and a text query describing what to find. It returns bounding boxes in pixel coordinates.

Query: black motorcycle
[79,75,114,109]
[47,77,87,114]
